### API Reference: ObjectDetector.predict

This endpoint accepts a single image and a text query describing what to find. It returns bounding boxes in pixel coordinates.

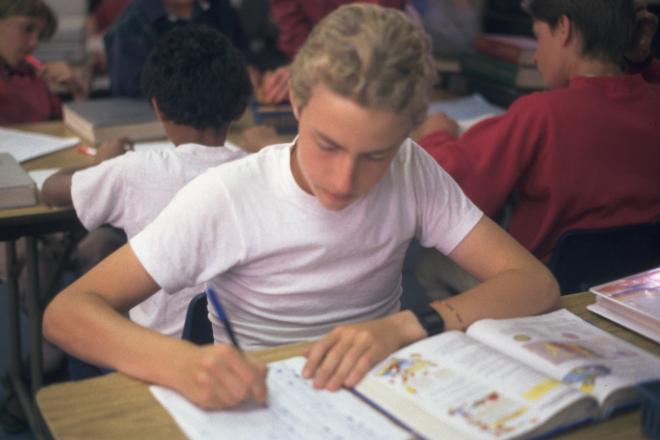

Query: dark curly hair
[140,25,252,130]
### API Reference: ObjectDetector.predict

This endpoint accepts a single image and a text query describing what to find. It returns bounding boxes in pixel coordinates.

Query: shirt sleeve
[71,154,132,231]
[409,142,483,255]
[129,169,246,294]
[418,94,549,217]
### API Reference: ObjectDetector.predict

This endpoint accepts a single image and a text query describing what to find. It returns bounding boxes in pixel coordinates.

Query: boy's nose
[334,157,358,195]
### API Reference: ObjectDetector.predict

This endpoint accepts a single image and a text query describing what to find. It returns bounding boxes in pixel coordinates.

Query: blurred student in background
[415,0,660,295]
[0,0,85,125]
[105,0,245,97]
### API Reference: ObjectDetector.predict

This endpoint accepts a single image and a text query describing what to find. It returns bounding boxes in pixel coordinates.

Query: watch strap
[411,304,445,336]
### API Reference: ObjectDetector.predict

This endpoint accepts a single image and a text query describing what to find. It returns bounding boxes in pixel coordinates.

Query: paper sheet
[28,168,60,191]
[151,357,409,440]
[0,127,79,163]
[428,94,505,134]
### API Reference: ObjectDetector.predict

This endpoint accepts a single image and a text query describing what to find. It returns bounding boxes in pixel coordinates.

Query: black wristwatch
[411,304,445,336]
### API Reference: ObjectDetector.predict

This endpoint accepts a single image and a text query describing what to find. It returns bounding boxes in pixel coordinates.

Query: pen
[25,54,44,70]
[206,287,241,350]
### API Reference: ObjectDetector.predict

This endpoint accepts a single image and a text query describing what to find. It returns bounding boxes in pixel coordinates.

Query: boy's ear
[556,15,574,47]
[150,98,166,123]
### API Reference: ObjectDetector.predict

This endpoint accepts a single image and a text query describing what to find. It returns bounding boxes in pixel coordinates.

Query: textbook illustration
[152,309,660,440]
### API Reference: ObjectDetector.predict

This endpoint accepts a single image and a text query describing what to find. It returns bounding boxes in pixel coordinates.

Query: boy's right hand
[174,344,268,410]
[94,137,134,164]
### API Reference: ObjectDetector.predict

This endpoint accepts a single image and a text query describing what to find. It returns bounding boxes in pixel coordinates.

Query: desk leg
[25,236,43,393]
[5,240,22,394]
[4,239,46,438]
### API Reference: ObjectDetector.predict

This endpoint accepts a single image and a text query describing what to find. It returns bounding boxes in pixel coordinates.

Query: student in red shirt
[417,0,660,266]
[0,0,85,125]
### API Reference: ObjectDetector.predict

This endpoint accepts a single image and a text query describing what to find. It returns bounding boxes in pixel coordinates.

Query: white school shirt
[131,139,483,349]
[71,142,247,337]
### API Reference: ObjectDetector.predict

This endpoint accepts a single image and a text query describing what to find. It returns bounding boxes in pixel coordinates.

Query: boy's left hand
[302,312,423,391]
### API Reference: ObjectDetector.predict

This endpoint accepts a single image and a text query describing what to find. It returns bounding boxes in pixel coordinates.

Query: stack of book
[587,267,660,343]
[62,98,166,145]
[461,33,545,107]
[0,153,37,210]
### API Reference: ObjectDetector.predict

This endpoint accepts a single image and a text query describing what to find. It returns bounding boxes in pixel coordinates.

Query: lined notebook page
[150,356,409,440]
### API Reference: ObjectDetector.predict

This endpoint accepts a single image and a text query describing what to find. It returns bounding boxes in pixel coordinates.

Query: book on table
[62,98,166,144]
[474,34,537,66]
[150,309,660,440]
[588,266,660,344]
[427,94,505,134]
[0,153,37,209]
[461,51,545,90]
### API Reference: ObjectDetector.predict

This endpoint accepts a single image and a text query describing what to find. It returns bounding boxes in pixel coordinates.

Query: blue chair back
[181,292,214,345]
[548,222,660,294]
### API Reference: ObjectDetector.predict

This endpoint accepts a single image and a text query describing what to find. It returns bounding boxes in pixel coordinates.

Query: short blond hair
[290,3,435,125]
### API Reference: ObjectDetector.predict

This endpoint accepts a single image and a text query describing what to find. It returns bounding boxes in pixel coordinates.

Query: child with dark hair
[416,0,660,269]
[42,25,252,338]
[104,0,245,97]
[0,0,84,124]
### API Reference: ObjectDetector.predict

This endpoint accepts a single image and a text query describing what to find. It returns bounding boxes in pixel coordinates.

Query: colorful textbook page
[151,310,660,440]
[465,309,660,416]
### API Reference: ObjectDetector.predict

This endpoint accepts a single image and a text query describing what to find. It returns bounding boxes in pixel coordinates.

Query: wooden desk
[1,121,92,438]
[36,293,659,440]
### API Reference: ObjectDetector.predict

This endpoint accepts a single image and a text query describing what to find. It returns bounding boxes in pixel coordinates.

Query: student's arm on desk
[303,216,560,391]
[42,244,267,410]
[41,138,134,206]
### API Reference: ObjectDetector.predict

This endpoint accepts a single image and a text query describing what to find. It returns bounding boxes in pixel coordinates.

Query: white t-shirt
[131,139,482,349]
[71,143,247,337]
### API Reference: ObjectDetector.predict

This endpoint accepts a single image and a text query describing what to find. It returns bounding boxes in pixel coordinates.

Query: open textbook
[151,309,660,440]
[427,93,505,134]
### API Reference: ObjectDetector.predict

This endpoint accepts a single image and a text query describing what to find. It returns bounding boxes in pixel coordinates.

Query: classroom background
[2,0,660,438]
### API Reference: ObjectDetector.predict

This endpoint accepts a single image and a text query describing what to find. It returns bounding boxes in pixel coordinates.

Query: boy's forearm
[42,282,195,387]
[41,166,86,206]
[430,265,560,333]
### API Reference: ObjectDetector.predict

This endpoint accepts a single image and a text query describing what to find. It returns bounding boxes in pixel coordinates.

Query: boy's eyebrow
[313,129,400,155]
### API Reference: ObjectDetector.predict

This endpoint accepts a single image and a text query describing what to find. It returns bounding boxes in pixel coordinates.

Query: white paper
[28,168,60,191]
[0,127,79,163]
[151,357,409,440]
[428,94,505,134]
